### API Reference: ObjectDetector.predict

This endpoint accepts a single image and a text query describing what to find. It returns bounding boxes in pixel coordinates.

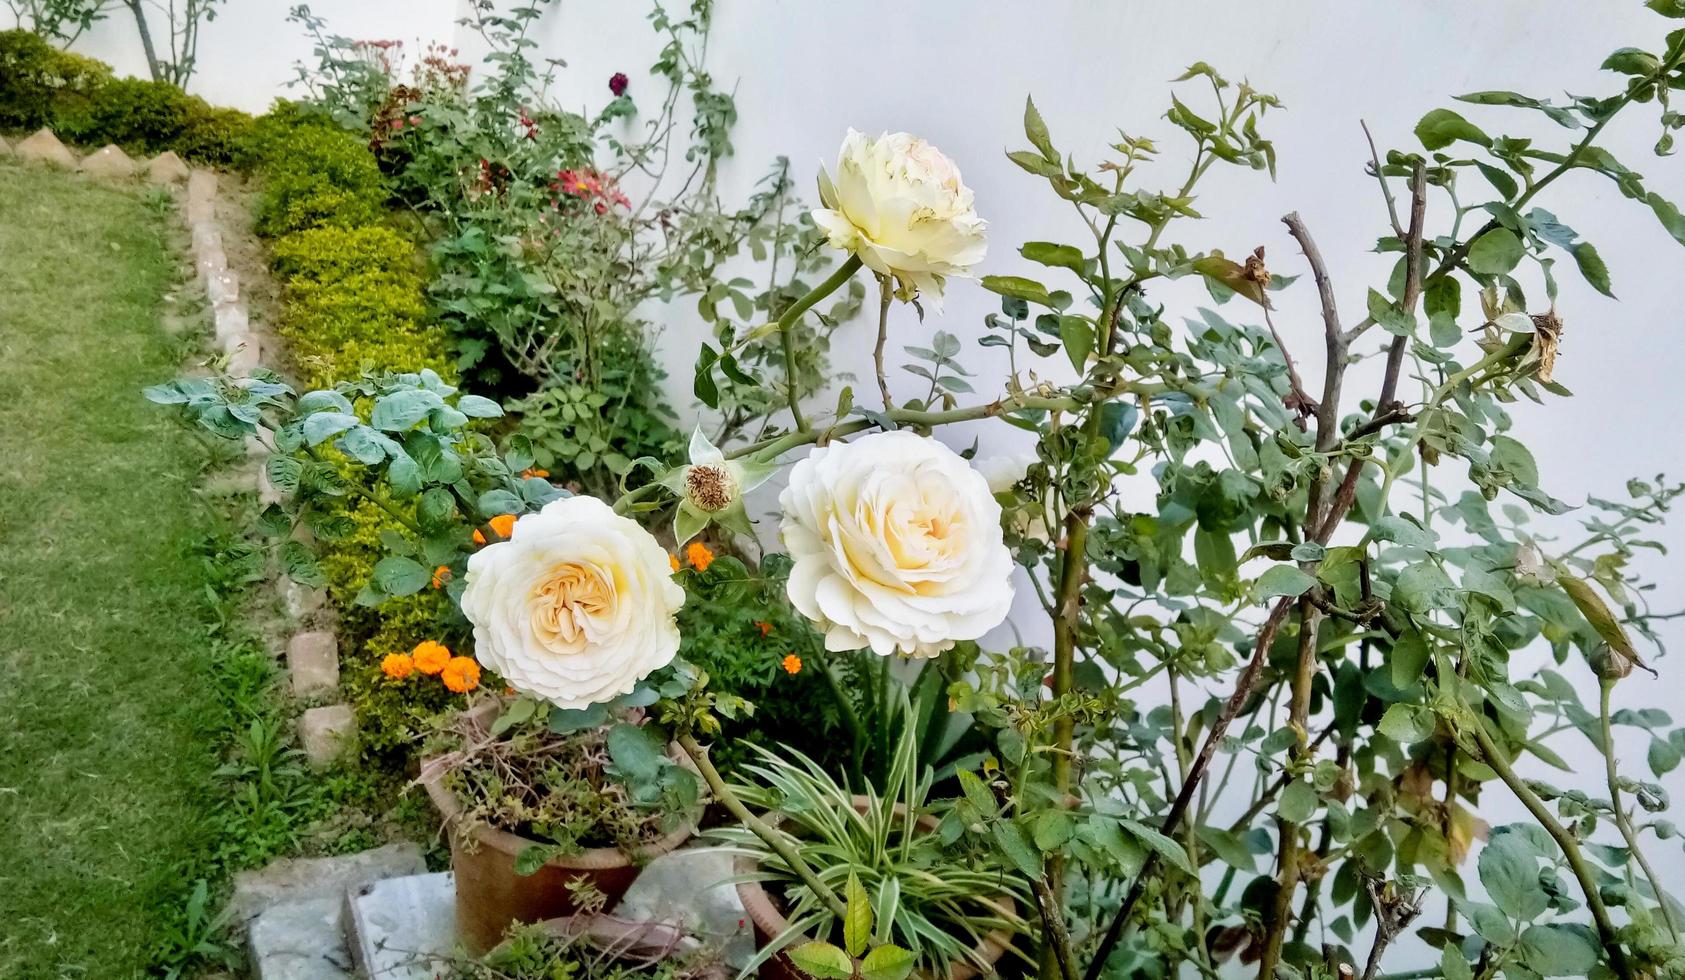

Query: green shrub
[55,76,188,152]
[270,226,418,284]
[175,100,255,165]
[252,125,389,237]
[0,29,109,131]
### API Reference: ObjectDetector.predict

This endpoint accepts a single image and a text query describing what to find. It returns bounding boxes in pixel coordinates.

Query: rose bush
[780,430,1014,657]
[461,495,684,710]
[813,129,988,306]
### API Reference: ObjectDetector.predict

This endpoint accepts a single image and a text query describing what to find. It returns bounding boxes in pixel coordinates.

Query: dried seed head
[1531,311,1563,383]
[684,463,737,513]
[1243,246,1270,286]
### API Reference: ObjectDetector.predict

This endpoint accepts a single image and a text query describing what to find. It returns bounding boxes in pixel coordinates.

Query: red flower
[609,72,629,97]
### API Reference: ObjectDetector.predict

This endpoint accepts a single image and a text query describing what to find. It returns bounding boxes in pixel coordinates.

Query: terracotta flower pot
[421,702,695,955]
[732,795,1017,980]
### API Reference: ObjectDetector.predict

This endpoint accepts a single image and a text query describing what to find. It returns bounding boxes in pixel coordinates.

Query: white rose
[780,430,1014,657]
[974,450,1037,494]
[461,495,685,710]
[812,129,987,307]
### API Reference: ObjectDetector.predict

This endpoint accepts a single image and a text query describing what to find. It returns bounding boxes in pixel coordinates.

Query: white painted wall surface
[53,0,1685,963]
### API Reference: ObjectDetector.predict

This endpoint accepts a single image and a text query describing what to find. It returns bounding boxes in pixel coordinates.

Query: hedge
[0,30,253,164]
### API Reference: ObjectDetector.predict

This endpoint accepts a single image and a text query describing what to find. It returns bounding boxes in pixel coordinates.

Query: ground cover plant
[142,5,1685,980]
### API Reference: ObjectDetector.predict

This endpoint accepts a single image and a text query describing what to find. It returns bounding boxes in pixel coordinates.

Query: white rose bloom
[780,430,1014,657]
[974,450,1037,494]
[812,129,987,307]
[461,495,685,710]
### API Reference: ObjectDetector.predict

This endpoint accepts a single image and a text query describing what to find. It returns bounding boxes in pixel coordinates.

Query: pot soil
[421,703,695,955]
[732,795,1016,980]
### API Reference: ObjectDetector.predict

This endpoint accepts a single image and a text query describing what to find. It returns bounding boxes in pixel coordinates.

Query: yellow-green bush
[270,226,418,284]
[250,103,461,754]
[252,124,389,237]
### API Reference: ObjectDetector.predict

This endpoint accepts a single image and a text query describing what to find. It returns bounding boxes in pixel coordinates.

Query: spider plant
[711,698,1028,976]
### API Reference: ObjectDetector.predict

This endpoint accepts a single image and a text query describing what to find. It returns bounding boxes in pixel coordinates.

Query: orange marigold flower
[782,654,802,675]
[473,513,518,545]
[755,621,773,637]
[685,540,715,572]
[381,653,414,679]
[441,656,481,693]
[412,640,451,675]
[521,468,550,479]
[669,553,681,572]
[432,565,452,589]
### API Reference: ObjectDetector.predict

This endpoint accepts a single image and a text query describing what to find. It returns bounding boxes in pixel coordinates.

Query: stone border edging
[172,158,356,769]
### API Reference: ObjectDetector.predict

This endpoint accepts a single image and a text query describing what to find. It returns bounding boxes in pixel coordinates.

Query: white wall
[63,0,1685,962]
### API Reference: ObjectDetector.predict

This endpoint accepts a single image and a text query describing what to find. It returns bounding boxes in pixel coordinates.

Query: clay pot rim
[419,700,695,871]
[730,794,1017,980]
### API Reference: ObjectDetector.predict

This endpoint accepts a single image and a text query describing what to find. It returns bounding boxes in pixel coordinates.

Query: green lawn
[0,161,226,978]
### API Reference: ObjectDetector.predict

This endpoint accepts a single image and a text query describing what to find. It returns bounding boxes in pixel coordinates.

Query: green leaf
[1021,241,1085,274]
[843,872,872,958]
[1602,47,1661,75]
[787,941,853,980]
[605,722,666,780]
[859,945,917,980]
[1371,514,1437,549]
[1479,831,1549,921]
[1394,560,1456,613]
[1441,945,1475,980]
[1468,227,1525,275]
[1278,778,1319,823]
[992,821,1042,877]
[1033,810,1075,852]
[302,411,358,446]
[1647,191,1685,246]
[1570,242,1614,297]
[488,698,537,737]
[266,456,303,494]
[1257,564,1318,599]
[1650,737,1682,776]
[1367,288,1417,336]
[370,389,439,432]
[372,555,431,596]
[1195,825,1257,871]
[1648,0,1685,14]
[1415,108,1489,150]
[956,769,999,819]
[282,540,327,589]
[456,394,504,418]
[1379,703,1436,743]
[1390,629,1431,689]
[1119,818,1195,876]
[980,275,1051,305]
[1023,95,1055,159]
[1059,315,1094,372]
[1518,923,1600,976]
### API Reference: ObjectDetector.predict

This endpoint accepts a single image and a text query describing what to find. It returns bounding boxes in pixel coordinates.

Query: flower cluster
[381,640,481,694]
[461,429,1013,709]
[551,168,631,214]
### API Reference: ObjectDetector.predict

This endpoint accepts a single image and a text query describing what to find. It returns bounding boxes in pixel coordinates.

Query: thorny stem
[1466,718,1634,979]
[676,733,849,919]
[1600,679,1679,941]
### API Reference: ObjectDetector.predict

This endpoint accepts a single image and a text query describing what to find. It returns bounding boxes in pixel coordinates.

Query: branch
[1466,718,1634,979]
[1082,597,1297,980]
[872,275,894,413]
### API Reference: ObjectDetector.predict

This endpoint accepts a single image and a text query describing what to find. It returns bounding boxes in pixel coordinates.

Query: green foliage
[0,33,253,162]
[0,27,109,130]
[442,920,721,980]
[249,118,390,237]
[711,702,1028,977]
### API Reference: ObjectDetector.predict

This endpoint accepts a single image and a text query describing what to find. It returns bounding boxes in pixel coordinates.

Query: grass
[0,160,235,978]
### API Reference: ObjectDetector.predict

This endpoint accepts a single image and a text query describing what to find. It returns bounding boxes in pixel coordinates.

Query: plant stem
[873,275,894,412]
[676,733,849,918]
[1466,717,1633,979]
[776,254,863,431]
[1600,679,1679,940]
